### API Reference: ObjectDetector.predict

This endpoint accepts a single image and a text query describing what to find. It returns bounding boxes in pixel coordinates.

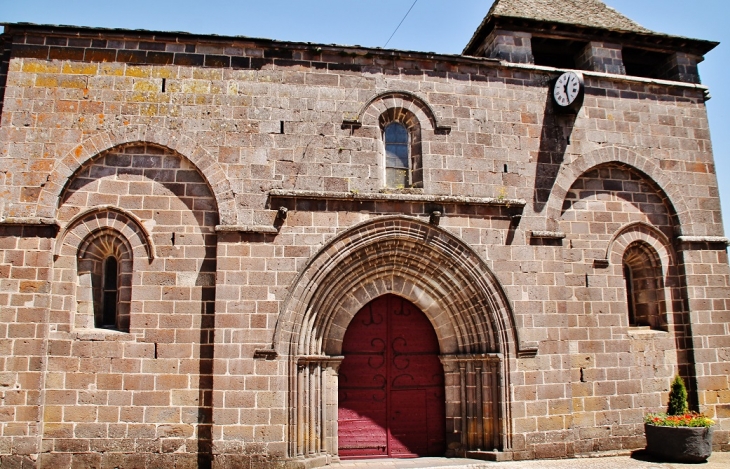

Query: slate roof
[463,0,717,56]
[486,0,652,34]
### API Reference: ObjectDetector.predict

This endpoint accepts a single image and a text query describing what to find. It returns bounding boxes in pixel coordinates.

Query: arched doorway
[338,295,445,459]
[274,217,520,462]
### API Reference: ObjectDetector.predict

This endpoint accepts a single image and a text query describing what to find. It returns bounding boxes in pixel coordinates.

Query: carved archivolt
[273,216,521,459]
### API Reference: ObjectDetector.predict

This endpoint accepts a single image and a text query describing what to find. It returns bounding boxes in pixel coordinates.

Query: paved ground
[330,451,730,468]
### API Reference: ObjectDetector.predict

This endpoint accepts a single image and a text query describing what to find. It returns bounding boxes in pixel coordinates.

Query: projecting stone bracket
[215,224,280,234]
[253,349,278,360]
[517,347,538,358]
[268,189,525,207]
[677,235,730,249]
[268,190,526,225]
[0,216,58,226]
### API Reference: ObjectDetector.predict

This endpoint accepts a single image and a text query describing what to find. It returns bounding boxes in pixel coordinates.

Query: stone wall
[0,25,727,467]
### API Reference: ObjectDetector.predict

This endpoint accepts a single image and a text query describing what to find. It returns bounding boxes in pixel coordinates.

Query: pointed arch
[36,125,237,225]
[273,216,521,358]
[272,216,522,459]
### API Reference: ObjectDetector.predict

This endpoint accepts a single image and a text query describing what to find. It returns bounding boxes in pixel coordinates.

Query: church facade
[0,0,728,467]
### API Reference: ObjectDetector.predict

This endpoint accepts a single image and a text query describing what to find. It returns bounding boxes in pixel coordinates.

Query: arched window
[380,108,423,189]
[101,256,119,328]
[385,122,410,188]
[623,242,666,330]
[77,229,132,332]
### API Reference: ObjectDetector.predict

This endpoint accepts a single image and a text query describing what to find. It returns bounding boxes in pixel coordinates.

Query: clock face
[553,71,583,107]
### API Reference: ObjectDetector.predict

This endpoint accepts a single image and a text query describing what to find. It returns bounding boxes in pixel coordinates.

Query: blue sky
[1,0,728,234]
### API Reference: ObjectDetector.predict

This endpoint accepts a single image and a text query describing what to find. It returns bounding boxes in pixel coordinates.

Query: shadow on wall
[197,269,216,469]
[57,143,220,466]
[533,89,576,214]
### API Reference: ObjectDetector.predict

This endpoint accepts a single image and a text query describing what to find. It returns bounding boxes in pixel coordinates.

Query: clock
[552,71,584,113]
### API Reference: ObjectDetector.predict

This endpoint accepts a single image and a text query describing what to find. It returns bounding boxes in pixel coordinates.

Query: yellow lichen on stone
[62,63,99,75]
[193,68,222,80]
[129,92,155,103]
[183,80,210,94]
[125,65,151,78]
[210,82,224,94]
[139,104,159,116]
[151,67,177,79]
[22,61,61,74]
[58,76,87,89]
[100,63,125,76]
[34,75,59,88]
[165,81,182,93]
[133,80,159,92]
[157,105,171,117]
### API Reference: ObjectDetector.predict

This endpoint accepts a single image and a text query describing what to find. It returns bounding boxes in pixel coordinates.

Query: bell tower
[463,0,717,83]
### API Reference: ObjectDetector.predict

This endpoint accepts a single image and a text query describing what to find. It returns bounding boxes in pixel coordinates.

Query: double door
[338,295,445,458]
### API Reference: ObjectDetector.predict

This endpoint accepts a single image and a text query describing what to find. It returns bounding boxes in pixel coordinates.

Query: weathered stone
[0,1,726,467]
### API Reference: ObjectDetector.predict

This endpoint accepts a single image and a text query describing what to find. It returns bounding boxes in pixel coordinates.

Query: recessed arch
[55,210,151,331]
[381,109,423,188]
[546,146,690,232]
[273,216,521,358]
[606,222,679,331]
[622,241,666,330]
[272,215,522,460]
[36,125,236,225]
[603,221,674,265]
[76,227,133,332]
[56,209,152,267]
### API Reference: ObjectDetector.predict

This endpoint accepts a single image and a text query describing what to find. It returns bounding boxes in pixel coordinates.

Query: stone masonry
[0,1,728,467]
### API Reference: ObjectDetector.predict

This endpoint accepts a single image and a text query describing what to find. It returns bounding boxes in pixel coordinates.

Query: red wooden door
[338,295,445,459]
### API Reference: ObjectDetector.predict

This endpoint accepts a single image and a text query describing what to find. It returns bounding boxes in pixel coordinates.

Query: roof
[488,0,652,34]
[463,0,718,56]
[0,22,502,69]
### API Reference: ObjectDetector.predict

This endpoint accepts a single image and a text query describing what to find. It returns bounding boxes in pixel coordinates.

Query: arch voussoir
[274,215,519,358]
[547,146,690,230]
[36,125,237,225]
[274,216,519,459]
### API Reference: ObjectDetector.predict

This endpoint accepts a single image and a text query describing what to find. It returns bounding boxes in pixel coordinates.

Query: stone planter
[644,423,714,463]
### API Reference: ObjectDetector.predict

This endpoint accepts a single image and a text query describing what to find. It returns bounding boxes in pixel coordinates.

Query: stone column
[440,354,503,455]
[575,42,625,75]
[478,30,534,64]
[291,356,343,462]
[656,52,702,84]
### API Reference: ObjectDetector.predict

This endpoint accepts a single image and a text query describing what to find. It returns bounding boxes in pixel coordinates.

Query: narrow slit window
[385,122,410,188]
[102,256,118,328]
[623,263,635,326]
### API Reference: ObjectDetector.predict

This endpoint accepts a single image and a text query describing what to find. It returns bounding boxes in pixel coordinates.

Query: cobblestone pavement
[330,451,730,468]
